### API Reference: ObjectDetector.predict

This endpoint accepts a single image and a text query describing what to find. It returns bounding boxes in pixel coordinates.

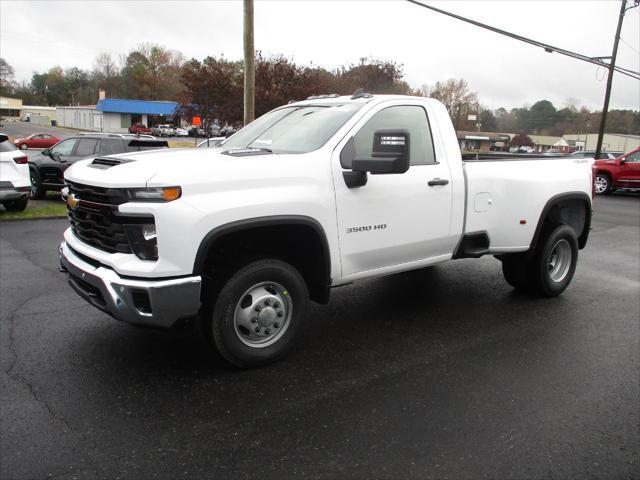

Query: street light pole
[595,0,628,159]
[243,0,255,125]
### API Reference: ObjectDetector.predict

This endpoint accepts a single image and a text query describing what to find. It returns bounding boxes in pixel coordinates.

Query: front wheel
[20,143,28,150]
[594,173,612,195]
[201,259,309,368]
[30,170,46,200]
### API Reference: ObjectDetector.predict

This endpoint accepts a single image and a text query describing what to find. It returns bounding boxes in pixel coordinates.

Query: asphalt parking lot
[1,194,638,479]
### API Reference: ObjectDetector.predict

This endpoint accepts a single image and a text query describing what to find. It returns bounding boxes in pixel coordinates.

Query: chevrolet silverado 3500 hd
[59,94,593,367]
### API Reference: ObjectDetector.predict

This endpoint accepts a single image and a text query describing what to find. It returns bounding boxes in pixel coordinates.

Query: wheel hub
[233,282,292,348]
[257,306,277,327]
[548,239,572,283]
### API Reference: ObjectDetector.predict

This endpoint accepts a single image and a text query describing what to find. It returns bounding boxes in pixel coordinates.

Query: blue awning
[96,98,178,115]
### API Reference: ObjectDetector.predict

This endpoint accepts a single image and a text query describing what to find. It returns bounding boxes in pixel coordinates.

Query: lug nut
[277,311,283,317]
[254,306,262,312]
[251,317,257,323]
[274,323,280,329]
[273,302,280,308]
[255,327,262,333]
[265,328,271,335]
[264,299,271,306]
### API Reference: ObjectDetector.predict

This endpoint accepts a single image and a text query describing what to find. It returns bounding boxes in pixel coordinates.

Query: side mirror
[619,158,626,164]
[42,148,51,157]
[351,129,410,174]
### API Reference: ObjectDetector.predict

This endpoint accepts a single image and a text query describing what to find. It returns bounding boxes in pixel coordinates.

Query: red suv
[593,147,640,195]
[128,123,152,135]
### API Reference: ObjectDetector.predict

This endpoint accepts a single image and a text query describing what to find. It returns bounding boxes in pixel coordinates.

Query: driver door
[332,101,457,279]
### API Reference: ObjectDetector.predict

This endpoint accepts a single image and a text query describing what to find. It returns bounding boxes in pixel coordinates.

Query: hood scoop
[90,157,134,169]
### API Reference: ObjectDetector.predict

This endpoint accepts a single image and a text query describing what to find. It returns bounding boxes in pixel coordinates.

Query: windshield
[222,103,363,154]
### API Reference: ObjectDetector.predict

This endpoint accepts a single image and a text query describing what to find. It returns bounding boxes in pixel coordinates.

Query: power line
[405,0,640,81]
[619,36,640,56]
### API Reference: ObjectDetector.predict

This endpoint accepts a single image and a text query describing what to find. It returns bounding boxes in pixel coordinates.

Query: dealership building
[56,98,179,133]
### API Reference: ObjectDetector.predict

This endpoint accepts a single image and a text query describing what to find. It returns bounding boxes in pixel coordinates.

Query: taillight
[13,156,28,165]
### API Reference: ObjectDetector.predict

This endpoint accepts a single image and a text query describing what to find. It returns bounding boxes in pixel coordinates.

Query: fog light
[124,223,158,261]
[142,224,157,241]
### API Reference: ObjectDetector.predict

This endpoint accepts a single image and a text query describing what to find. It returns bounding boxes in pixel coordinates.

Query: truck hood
[63,147,326,190]
[64,148,217,187]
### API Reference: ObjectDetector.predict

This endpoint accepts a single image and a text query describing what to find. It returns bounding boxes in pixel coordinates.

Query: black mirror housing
[42,148,51,157]
[352,129,410,175]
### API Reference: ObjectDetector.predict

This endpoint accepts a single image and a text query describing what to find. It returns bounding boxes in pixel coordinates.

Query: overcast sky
[1,0,639,112]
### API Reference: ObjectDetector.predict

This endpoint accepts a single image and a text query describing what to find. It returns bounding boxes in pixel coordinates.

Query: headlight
[124,223,158,261]
[124,186,181,202]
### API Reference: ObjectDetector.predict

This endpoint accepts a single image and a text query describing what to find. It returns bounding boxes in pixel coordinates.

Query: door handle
[428,178,449,187]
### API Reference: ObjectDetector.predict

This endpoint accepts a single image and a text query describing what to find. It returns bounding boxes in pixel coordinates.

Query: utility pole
[243,0,255,125]
[595,0,628,159]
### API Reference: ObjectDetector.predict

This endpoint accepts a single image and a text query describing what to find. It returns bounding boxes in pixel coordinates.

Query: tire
[529,224,578,297]
[594,173,612,195]
[501,254,533,292]
[30,169,46,200]
[3,197,28,212]
[20,143,28,150]
[201,258,309,368]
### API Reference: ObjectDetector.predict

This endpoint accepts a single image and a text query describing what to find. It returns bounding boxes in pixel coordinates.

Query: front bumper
[59,241,202,328]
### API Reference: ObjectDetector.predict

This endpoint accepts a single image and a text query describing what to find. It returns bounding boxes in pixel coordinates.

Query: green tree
[529,100,557,134]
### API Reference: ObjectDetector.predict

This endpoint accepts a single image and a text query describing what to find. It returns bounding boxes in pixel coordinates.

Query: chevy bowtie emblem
[67,193,79,210]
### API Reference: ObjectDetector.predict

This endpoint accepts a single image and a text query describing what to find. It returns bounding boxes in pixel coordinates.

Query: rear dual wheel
[501,224,578,297]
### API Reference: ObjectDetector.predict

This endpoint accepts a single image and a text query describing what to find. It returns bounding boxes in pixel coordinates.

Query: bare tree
[0,57,15,93]
[422,78,478,130]
[93,52,119,97]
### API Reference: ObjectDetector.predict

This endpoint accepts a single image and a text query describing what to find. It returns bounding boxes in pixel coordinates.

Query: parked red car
[128,123,152,135]
[13,133,60,150]
[593,147,640,195]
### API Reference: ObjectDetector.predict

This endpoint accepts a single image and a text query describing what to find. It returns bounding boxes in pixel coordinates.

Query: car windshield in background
[222,103,364,154]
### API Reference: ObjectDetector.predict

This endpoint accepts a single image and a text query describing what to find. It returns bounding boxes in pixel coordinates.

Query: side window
[99,139,126,155]
[625,151,640,163]
[342,105,436,168]
[51,139,77,156]
[75,138,99,156]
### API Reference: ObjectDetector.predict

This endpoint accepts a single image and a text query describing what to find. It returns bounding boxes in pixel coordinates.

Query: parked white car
[0,134,31,212]
[60,94,593,367]
[174,128,188,137]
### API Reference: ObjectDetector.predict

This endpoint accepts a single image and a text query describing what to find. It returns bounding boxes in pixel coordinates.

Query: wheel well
[530,194,591,254]
[195,219,331,304]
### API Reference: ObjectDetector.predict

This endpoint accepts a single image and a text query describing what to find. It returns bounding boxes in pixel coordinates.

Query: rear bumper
[59,241,202,328]
[0,183,30,201]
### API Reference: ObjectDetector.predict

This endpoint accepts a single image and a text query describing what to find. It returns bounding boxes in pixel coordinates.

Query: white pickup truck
[59,94,593,367]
